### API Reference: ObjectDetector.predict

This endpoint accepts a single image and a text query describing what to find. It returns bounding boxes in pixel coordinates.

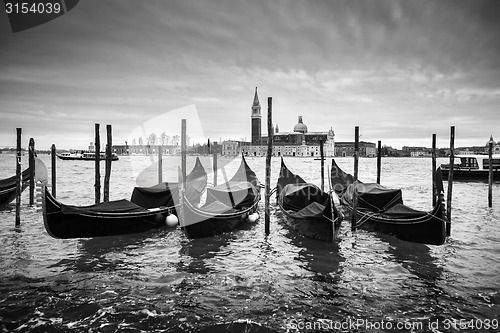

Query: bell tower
[251,87,261,145]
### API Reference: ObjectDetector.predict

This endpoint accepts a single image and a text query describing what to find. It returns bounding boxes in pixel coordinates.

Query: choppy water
[1,154,499,332]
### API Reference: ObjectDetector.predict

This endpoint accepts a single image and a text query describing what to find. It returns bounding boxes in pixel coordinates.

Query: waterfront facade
[334,141,377,158]
[112,144,182,155]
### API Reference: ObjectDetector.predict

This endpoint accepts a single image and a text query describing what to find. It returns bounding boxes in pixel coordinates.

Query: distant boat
[441,154,500,181]
[330,159,447,245]
[0,168,30,208]
[57,151,119,161]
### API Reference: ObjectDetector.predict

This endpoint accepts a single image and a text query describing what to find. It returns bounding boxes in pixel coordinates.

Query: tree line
[129,134,217,155]
[130,132,189,146]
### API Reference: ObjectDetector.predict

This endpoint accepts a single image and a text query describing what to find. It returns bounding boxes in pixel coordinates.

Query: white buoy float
[166,214,179,227]
[248,212,259,223]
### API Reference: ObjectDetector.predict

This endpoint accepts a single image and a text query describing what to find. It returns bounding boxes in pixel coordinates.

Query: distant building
[220,87,381,157]
[456,146,487,155]
[112,143,183,155]
[454,136,500,155]
[251,88,262,145]
[402,146,432,157]
[335,142,377,157]
[222,87,336,157]
[489,136,500,154]
[221,140,242,156]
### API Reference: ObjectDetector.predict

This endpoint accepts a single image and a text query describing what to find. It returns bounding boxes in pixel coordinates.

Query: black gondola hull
[331,159,448,245]
[183,210,255,239]
[279,211,338,242]
[41,156,207,239]
[181,201,259,239]
[276,158,342,242]
[43,187,174,239]
[0,169,30,208]
[179,155,261,239]
[340,202,446,245]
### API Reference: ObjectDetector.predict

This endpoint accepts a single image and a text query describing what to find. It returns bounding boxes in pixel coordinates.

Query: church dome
[293,116,308,133]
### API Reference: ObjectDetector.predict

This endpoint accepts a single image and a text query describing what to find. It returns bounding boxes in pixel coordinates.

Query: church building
[221,88,335,157]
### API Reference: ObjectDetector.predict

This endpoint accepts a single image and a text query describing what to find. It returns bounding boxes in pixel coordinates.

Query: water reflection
[381,234,444,283]
[287,230,344,284]
[177,234,235,274]
[48,227,174,274]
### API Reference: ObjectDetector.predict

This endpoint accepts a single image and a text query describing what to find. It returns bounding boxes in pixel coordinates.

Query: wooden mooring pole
[265,97,273,235]
[432,134,437,206]
[213,142,218,186]
[351,126,360,232]
[376,140,381,184]
[320,139,324,192]
[104,124,112,202]
[51,144,56,197]
[488,137,494,208]
[15,128,22,227]
[158,145,163,183]
[181,119,187,182]
[29,138,35,206]
[446,126,455,236]
[94,123,101,204]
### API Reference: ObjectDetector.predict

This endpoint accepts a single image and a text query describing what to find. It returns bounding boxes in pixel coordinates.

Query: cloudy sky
[1,0,499,150]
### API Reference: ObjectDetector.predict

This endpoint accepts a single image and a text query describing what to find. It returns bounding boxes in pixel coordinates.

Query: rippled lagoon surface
[1,154,499,332]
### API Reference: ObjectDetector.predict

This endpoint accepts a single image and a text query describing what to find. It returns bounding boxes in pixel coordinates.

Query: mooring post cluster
[13,128,37,226]
[92,123,114,203]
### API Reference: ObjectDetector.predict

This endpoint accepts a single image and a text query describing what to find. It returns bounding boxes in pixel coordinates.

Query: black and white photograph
[1,1,499,332]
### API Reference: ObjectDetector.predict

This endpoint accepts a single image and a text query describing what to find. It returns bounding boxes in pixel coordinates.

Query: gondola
[276,158,342,242]
[330,159,447,245]
[0,168,30,208]
[179,155,261,239]
[42,157,207,239]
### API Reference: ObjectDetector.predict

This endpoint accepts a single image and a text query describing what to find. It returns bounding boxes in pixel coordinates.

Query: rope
[352,208,449,228]
[268,186,277,197]
[323,215,339,225]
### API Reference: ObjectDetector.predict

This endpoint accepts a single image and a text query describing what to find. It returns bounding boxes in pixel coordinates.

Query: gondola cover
[131,182,179,209]
[204,181,259,213]
[60,199,148,215]
[341,183,403,212]
[279,183,330,218]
